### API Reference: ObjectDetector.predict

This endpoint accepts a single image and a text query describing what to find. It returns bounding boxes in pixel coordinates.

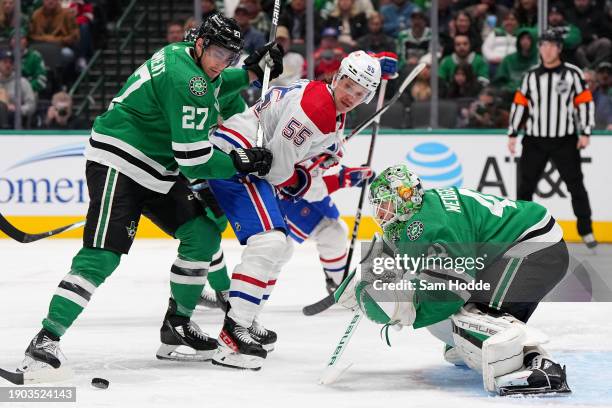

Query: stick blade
[302,295,335,316]
[319,362,353,385]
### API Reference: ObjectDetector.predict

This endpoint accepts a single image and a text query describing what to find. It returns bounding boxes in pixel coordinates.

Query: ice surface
[1,239,611,408]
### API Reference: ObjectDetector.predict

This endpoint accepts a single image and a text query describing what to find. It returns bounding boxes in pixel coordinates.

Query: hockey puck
[91,377,109,389]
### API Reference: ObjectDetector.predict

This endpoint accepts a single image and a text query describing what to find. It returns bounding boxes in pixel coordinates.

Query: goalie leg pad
[450,304,549,393]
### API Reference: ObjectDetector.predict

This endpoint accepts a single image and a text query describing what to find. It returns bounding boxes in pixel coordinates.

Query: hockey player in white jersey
[207,51,381,370]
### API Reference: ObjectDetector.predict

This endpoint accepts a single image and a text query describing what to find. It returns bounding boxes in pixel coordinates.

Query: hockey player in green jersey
[9,14,284,383]
[336,164,572,396]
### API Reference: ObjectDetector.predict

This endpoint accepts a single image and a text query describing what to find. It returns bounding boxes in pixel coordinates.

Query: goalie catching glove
[243,41,284,87]
[230,147,273,176]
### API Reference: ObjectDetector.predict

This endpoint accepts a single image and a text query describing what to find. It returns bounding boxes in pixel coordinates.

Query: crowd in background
[174,0,612,130]
[0,0,114,129]
[1,0,611,130]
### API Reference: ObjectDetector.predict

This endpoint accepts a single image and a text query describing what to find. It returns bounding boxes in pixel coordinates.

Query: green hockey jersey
[388,187,561,329]
[86,42,250,193]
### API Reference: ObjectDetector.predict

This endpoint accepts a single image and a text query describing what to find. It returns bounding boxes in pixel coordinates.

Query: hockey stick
[0,213,85,243]
[255,0,281,147]
[303,78,392,317]
[306,63,427,172]
[319,310,362,385]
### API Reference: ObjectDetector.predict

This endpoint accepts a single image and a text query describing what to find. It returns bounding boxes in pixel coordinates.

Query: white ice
[1,239,611,408]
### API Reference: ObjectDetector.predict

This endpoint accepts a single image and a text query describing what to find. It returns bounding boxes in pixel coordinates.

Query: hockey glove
[243,41,284,88]
[230,147,273,177]
[277,165,312,200]
[339,165,375,188]
[189,179,225,218]
[318,141,345,170]
[373,51,399,80]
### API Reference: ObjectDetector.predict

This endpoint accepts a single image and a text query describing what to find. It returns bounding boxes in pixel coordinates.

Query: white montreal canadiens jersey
[210,80,345,187]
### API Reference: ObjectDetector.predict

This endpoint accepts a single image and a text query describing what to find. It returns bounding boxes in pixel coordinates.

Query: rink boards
[0,130,611,242]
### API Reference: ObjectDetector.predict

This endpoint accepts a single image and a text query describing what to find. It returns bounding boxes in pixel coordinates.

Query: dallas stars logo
[189,76,207,96]
[126,221,137,240]
[407,220,424,241]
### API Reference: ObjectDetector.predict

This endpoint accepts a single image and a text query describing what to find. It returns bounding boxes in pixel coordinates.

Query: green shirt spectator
[439,34,489,85]
[10,30,47,93]
[493,27,538,94]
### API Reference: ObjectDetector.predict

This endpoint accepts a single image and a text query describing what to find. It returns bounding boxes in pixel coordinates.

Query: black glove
[230,147,273,177]
[243,41,284,87]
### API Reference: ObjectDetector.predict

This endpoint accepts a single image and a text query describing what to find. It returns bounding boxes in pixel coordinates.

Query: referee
[508,29,597,248]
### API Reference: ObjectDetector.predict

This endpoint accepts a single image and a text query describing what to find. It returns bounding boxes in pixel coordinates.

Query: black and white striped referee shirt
[508,62,595,138]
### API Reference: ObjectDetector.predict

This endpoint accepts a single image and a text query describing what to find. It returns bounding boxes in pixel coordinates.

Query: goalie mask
[369,165,424,238]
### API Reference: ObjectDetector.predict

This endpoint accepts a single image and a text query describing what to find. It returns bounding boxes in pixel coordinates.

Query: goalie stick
[255,0,281,147]
[0,213,85,243]
[319,310,362,385]
[303,65,426,316]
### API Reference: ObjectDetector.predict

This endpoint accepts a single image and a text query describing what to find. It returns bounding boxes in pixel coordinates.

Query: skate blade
[498,384,572,397]
[262,343,275,353]
[211,347,264,370]
[156,344,216,362]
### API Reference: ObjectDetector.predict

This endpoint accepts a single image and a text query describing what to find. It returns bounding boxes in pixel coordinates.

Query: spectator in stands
[43,90,85,129]
[314,26,346,64]
[29,0,80,68]
[269,26,304,87]
[439,34,489,88]
[279,0,323,46]
[0,0,29,45]
[314,26,346,79]
[440,10,482,57]
[514,0,537,27]
[68,0,93,70]
[325,0,368,49]
[596,61,612,92]
[437,0,454,36]
[493,27,538,101]
[356,11,395,54]
[482,10,518,68]
[444,62,483,99]
[410,55,433,102]
[566,0,612,68]
[0,48,35,127]
[166,20,183,44]
[241,0,271,37]
[10,29,47,95]
[466,0,509,40]
[547,5,581,66]
[397,7,431,69]
[201,0,217,21]
[233,2,265,54]
[467,86,508,128]
[317,0,375,20]
[380,0,415,38]
[587,63,612,130]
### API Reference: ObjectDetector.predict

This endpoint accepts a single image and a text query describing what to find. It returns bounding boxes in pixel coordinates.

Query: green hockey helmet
[369,164,424,233]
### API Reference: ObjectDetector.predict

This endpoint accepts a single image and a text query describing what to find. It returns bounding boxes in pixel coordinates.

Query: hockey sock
[171,217,219,317]
[207,247,230,292]
[42,247,121,337]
